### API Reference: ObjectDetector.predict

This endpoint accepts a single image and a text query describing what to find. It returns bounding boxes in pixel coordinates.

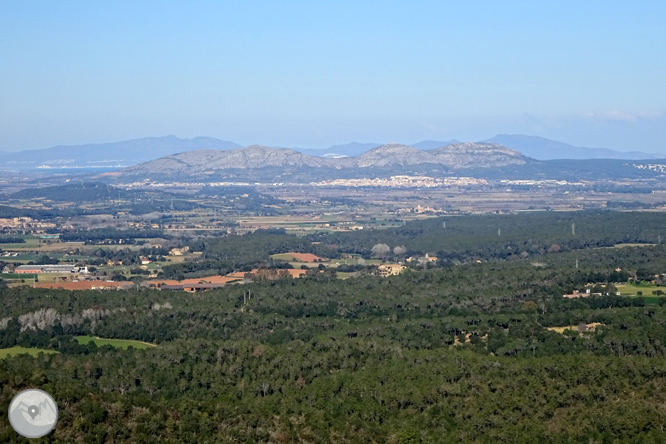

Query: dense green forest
[0,237,25,244]
[60,229,168,244]
[163,211,666,278]
[3,211,666,442]
[307,211,666,259]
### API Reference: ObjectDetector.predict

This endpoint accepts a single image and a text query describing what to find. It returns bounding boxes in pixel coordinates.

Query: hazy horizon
[0,132,662,155]
[1,1,664,152]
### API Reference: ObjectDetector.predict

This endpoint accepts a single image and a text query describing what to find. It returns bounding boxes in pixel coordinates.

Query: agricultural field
[617,281,666,296]
[0,253,42,263]
[0,346,59,359]
[0,273,38,280]
[333,257,381,265]
[75,336,156,349]
[335,271,358,280]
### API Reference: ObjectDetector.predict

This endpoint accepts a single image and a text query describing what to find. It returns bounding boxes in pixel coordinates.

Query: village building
[378,264,405,277]
[563,289,601,298]
[160,283,226,292]
[15,265,89,274]
[169,246,190,256]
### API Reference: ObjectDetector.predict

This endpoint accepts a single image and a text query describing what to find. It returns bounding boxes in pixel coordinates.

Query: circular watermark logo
[8,389,58,439]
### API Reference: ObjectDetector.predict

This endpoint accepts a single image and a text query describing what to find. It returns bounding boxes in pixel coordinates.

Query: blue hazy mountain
[483,134,662,160]
[295,141,461,157]
[0,136,241,170]
[293,142,383,158]
[2,134,662,170]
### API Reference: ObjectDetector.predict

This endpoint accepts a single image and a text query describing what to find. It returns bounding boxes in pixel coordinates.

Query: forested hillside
[3,212,666,442]
[162,211,666,278]
[308,211,666,259]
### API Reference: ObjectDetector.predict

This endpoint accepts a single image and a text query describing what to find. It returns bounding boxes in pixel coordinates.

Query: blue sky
[1,1,664,152]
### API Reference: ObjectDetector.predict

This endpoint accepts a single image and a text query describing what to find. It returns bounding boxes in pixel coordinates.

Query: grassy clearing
[612,243,657,248]
[336,272,357,280]
[76,336,156,349]
[617,281,666,296]
[332,257,382,265]
[0,237,40,250]
[270,253,297,261]
[0,346,60,359]
[546,326,574,333]
[0,254,41,263]
[0,273,38,280]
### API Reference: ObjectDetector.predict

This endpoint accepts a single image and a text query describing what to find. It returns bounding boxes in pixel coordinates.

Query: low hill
[0,136,241,170]
[9,182,137,202]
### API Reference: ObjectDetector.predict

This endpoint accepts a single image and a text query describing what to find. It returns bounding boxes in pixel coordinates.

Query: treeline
[306,210,666,261]
[0,204,77,219]
[174,211,666,277]
[60,228,167,243]
[0,237,24,244]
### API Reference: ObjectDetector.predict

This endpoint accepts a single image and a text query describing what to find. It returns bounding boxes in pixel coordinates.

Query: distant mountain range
[0,136,240,170]
[483,134,662,160]
[0,134,663,171]
[119,142,530,179]
[111,142,666,183]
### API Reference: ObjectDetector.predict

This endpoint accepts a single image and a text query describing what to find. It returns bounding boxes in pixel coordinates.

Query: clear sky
[1,0,664,152]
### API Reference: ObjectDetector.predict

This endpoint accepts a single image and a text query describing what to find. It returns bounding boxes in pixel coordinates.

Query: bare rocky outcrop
[429,142,527,168]
[121,142,530,177]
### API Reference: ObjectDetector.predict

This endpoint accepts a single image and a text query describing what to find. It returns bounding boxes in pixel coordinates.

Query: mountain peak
[355,144,433,167]
[429,142,528,168]
[434,142,524,155]
[122,141,533,177]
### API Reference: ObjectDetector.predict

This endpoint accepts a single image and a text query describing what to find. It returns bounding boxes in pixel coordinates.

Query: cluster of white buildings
[633,163,666,173]
[312,175,487,188]
[499,179,585,186]
[14,265,89,274]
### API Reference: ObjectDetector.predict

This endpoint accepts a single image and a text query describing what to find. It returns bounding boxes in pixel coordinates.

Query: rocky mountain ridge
[2,135,661,171]
[121,142,530,176]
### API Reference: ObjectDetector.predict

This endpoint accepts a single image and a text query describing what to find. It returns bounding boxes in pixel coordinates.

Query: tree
[371,243,391,260]
[393,246,407,258]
